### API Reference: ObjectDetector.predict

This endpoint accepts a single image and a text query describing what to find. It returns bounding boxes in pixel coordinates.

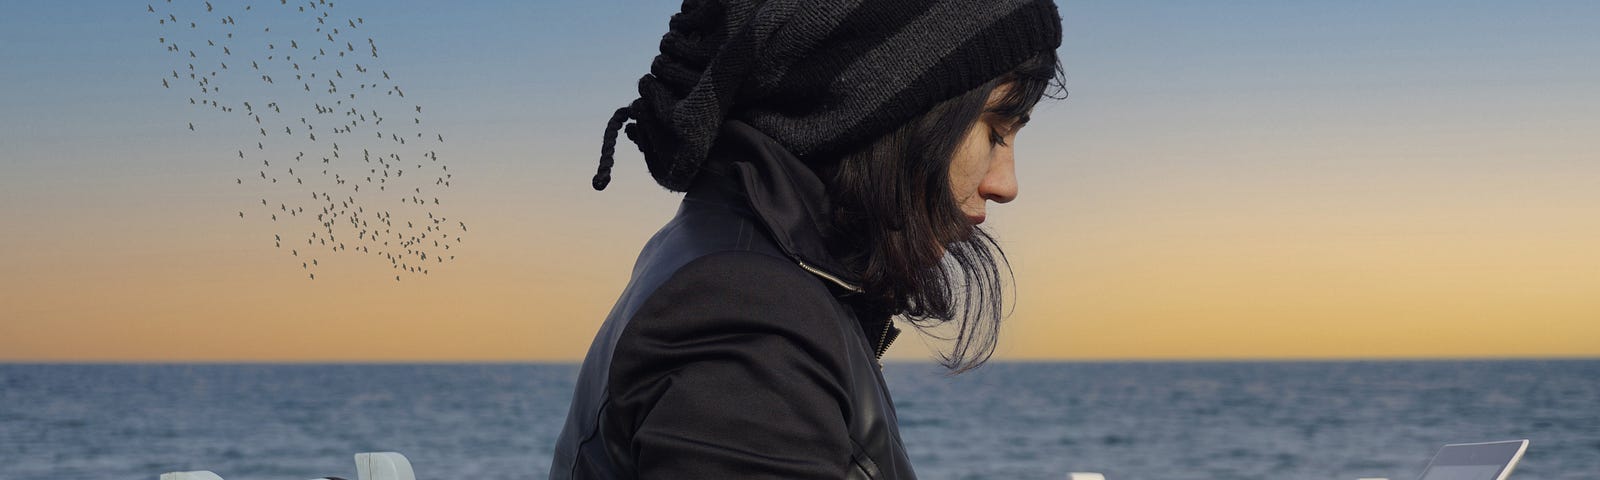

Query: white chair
[159,451,414,480]
[355,452,415,480]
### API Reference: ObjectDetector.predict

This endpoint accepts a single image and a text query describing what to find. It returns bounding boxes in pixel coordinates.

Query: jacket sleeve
[606,251,857,479]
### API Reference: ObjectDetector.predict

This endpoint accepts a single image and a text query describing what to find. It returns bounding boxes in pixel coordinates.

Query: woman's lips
[968,214,986,225]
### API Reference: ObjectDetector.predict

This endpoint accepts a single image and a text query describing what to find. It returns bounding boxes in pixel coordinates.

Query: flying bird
[153,1,462,282]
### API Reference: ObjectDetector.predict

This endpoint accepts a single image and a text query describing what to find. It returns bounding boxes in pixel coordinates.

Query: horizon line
[3,355,1596,365]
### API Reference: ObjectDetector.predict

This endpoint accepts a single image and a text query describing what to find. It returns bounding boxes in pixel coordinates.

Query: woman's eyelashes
[989,124,1011,147]
[986,114,1026,148]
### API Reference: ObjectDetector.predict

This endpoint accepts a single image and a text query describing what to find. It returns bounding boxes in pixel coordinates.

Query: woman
[551,1,1064,478]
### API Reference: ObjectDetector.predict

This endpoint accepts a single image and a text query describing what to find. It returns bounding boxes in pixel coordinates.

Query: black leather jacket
[549,120,915,479]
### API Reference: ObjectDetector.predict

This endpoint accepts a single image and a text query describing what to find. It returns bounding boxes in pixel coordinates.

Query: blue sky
[3,1,1597,361]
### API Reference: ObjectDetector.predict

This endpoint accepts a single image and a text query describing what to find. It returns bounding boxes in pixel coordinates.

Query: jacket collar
[687,120,863,294]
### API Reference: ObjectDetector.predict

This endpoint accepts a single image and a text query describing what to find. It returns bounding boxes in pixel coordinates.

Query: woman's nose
[979,153,1017,204]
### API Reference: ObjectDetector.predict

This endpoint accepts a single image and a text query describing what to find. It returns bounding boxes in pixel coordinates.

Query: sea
[1,360,1595,480]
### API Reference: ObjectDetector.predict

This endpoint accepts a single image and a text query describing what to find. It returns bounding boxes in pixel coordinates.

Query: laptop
[1413,440,1529,480]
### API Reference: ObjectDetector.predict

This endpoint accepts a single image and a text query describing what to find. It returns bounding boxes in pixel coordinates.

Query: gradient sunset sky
[2,1,1596,362]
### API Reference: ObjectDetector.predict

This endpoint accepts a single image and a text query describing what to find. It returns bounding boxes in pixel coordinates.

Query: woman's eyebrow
[983,110,1030,133]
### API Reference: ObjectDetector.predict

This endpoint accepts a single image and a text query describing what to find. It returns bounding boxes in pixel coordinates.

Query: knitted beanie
[592,0,1063,192]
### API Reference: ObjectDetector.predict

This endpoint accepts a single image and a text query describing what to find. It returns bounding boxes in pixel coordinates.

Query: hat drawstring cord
[592,105,635,191]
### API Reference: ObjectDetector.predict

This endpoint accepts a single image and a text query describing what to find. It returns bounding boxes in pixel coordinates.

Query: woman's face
[948,84,1025,226]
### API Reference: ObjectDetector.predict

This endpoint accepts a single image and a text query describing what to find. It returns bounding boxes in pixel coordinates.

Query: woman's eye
[989,128,1009,147]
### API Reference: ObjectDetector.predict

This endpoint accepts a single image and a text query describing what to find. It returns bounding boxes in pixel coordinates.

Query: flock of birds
[151,0,465,281]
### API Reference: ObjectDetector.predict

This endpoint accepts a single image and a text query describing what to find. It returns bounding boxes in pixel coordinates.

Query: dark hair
[821,50,1066,374]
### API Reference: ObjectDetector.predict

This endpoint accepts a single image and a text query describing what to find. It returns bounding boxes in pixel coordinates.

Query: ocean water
[0,360,1595,480]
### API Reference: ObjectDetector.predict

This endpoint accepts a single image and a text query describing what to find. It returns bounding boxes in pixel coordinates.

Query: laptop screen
[1416,440,1527,480]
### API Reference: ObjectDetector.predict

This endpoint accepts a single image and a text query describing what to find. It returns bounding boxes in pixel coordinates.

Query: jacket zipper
[871,320,902,370]
[794,259,891,367]
[874,321,893,359]
[795,259,864,293]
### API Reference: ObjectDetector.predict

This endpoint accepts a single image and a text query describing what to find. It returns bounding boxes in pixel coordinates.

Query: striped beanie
[592,0,1063,192]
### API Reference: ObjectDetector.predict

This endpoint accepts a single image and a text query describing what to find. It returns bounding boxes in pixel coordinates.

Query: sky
[1,1,1596,362]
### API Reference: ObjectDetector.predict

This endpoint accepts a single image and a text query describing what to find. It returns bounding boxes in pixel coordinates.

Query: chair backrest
[356,451,416,480]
